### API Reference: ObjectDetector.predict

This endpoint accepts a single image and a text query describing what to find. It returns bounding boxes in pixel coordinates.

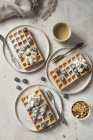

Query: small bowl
[53,22,71,43]
[71,101,90,120]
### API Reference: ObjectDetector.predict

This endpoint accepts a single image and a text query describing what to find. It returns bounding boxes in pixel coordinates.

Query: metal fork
[46,90,67,125]
[0,35,21,69]
[52,42,84,64]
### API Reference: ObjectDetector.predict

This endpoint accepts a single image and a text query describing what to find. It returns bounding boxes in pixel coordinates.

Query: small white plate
[3,25,50,73]
[15,84,63,132]
[46,48,93,94]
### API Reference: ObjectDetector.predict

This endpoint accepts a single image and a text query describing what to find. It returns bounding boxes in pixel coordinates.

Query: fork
[0,34,21,69]
[52,42,84,64]
[46,90,67,125]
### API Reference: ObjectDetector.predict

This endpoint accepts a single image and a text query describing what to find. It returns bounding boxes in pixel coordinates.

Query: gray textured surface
[0,0,93,140]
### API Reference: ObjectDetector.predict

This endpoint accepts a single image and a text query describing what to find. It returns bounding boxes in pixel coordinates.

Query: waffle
[21,88,57,131]
[50,50,91,91]
[7,26,44,69]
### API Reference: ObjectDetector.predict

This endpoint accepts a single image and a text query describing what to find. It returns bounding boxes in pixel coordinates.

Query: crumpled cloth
[0,0,57,21]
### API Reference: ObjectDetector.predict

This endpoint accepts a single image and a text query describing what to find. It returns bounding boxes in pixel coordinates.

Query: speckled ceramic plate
[3,25,50,73]
[15,84,63,132]
[46,48,92,94]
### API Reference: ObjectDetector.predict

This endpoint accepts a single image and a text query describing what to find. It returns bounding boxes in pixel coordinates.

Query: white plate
[46,48,93,94]
[15,84,63,132]
[3,25,50,73]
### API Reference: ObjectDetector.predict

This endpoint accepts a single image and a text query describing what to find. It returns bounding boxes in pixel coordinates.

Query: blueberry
[33,109,40,115]
[41,123,48,129]
[18,52,23,58]
[70,64,76,69]
[46,113,53,120]
[63,94,69,99]
[27,37,33,43]
[23,28,28,32]
[75,72,80,77]
[22,79,29,84]
[54,68,61,75]
[21,46,27,51]
[79,64,84,68]
[40,111,46,116]
[60,76,65,82]
[73,68,78,73]
[16,85,22,90]
[43,104,48,110]
[34,98,40,106]
[14,77,20,82]
[31,47,38,52]
[26,45,30,49]
[41,77,46,82]
[27,107,32,113]
[61,70,68,77]
[31,116,37,121]
[26,51,31,56]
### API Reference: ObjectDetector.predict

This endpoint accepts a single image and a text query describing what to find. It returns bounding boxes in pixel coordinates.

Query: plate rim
[15,84,63,132]
[46,48,93,94]
[3,25,50,73]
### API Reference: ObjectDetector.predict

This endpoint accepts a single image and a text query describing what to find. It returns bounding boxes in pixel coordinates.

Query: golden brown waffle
[21,88,57,131]
[50,50,91,91]
[7,26,44,69]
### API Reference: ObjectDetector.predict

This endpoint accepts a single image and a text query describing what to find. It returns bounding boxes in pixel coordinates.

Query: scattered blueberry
[22,79,29,84]
[63,94,69,99]
[16,85,22,90]
[62,135,66,138]
[41,76,46,82]
[14,77,20,83]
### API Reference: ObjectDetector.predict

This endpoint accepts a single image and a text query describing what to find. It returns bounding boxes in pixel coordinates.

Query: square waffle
[21,88,57,131]
[7,27,44,69]
[50,50,91,91]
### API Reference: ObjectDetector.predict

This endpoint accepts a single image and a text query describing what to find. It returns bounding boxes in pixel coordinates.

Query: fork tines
[52,55,64,63]
[46,90,54,101]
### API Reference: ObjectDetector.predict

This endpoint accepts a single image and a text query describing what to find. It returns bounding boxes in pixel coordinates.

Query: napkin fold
[0,0,57,21]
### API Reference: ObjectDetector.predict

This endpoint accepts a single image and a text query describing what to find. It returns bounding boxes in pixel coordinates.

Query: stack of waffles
[50,50,91,91]
[7,26,44,69]
[21,88,57,131]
